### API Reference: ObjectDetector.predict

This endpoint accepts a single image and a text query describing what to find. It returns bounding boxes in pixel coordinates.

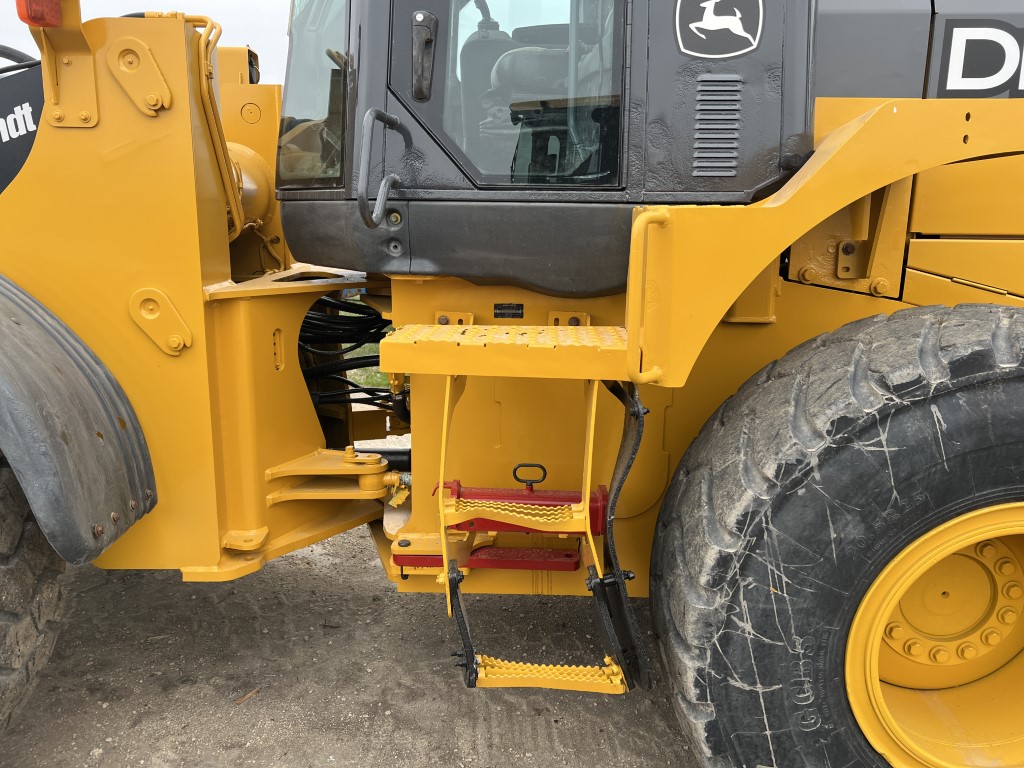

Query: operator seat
[459,27,520,161]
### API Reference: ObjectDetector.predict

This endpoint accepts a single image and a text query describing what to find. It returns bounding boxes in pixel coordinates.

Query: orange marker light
[16,0,62,27]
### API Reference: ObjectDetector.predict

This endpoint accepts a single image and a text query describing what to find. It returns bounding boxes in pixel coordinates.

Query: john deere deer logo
[676,0,763,59]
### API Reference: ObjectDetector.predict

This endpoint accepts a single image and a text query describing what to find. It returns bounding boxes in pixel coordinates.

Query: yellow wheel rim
[848,503,1024,767]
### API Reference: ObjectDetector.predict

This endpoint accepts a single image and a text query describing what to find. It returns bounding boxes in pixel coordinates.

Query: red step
[440,481,609,535]
[394,546,580,572]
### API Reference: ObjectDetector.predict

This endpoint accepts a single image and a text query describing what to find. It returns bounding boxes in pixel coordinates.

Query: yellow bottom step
[475,655,627,694]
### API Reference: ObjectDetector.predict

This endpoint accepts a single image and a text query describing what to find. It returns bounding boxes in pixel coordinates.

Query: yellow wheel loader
[4,0,1024,765]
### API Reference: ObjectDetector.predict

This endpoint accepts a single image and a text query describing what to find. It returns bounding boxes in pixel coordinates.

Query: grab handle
[625,208,670,385]
[358,108,401,229]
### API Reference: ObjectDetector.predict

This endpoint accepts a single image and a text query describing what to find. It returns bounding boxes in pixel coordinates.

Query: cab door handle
[412,11,439,101]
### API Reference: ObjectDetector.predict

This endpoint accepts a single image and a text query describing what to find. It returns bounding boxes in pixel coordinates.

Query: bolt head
[438,315,450,326]
[51,110,64,123]
[92,524,104,538]
[904,640,924,657]
[869,278,890,297]
[885,622,905,640]
[977,541,997,559]
[398,539,411,548]
[111,511,121,524]
[568,317,581,327]
[1004,582,1023,600]
[983,629,1003,647]
[929,647,950,664]
[78,111,91,123]
[999,607,1018,625]
[167,335,185,351]
[997,558,1017,576]
[797,266,817,285]
[61,56,71,66]
[145,93,161,108]
[958,643,978,660]
[388,212,402,226]
[842,242,857,256]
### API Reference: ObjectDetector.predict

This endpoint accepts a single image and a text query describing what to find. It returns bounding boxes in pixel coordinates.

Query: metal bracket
[448,559,480,687]
[590,381,652,690]
[128,288,193,357]
[35,6,99,128]
[106,37,172,117]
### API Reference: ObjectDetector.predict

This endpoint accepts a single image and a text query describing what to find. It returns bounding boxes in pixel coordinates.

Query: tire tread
[652,304,1024,766]
[0,466,66,729]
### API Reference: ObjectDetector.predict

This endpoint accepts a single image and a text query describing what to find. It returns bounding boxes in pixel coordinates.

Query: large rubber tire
[0,462,66,729]
[651,304,1024,767]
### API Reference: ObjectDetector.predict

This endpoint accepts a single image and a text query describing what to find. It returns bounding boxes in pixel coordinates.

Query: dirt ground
[3,527,698,768]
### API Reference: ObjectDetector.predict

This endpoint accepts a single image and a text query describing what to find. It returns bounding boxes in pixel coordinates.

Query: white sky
[0,1,292,84]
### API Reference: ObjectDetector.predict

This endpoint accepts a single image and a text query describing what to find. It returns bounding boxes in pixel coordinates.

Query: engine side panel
[814,0,932,99]
[912,2,1024,236]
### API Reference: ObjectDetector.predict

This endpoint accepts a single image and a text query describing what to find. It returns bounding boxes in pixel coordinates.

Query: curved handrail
[358,109,401,229]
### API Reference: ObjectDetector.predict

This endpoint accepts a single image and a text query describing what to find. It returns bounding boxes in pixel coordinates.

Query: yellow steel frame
[4,7,391,582]
[633,99,1024,387]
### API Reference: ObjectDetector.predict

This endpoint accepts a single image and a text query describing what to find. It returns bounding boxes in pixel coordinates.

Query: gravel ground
[3,527,698,768]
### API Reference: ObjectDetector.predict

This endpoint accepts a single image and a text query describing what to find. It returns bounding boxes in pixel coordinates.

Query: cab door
[387,0,628,191]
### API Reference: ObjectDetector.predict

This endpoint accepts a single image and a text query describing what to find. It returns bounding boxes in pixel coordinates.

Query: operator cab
[276,0,813,297]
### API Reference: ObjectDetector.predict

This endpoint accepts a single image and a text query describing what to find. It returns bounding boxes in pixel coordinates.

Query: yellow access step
[380,324,628,380]
[476,655,627,694]
[443,497,588,534]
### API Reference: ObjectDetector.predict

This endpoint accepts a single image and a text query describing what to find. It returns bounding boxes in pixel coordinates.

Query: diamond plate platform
[380,324,629,380]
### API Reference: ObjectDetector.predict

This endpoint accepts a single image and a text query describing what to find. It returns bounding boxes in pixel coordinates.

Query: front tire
[0,462,66,729]
[652,305,1024,767]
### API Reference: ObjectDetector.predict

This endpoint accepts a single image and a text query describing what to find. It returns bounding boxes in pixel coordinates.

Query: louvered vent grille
[692,74,743,178]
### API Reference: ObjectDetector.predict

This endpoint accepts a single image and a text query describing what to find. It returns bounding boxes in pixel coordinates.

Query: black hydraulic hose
[314,296,381,315]
[302,355,381,380]
[0,61,39,77]
[0,45,35,64]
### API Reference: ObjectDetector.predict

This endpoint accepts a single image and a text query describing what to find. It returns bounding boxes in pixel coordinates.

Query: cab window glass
[278,0,348,187]
[442,0,623,186]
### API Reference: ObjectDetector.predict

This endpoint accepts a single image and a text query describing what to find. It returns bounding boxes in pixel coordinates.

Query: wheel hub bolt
[904,640,924,657]
[885,622,905,640]
[929,647,950,664]
[976,541,997,559]
[958,643,978,660]
[996,558,1017,576]
[1005,581,1024,600]
[983,629,1003,647]
[999,607,1019,625]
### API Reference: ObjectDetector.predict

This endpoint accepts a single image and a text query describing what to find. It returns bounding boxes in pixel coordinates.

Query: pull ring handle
[513,463,547,490]
[358,108,401,229]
